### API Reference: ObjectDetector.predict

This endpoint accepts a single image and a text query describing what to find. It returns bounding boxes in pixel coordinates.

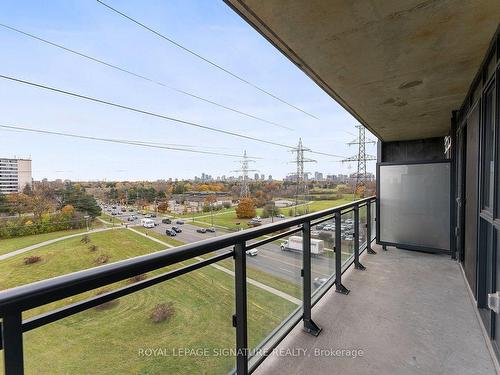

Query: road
[101,204,354,288]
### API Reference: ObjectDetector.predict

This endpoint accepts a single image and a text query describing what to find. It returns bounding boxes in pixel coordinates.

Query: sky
[0,0,377,181]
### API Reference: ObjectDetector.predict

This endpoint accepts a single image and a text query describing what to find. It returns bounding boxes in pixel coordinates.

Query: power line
[0,124,264,159]
[0,74,294,149]
[1,127,233,151]
[0,74,345,158]
[96,0,319,120]
[0,23,292,131]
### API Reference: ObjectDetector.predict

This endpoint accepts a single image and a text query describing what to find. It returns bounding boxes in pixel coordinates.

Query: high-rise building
[0,158,32,194]
[314,171,323,181]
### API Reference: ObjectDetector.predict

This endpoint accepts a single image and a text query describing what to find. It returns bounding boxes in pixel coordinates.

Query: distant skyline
[0,0,376,181]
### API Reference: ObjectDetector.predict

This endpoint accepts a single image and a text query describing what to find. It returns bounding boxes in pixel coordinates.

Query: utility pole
[232,150,258,198]
[341,125,376,198]
[289,138,315,216]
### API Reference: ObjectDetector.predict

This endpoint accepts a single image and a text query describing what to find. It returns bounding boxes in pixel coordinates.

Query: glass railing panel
[359,204,368,248]
[311,217,336,293]
[20,260,236,375]
[245,229,302,359]
[371,200,376,241]
[340,209,355,261]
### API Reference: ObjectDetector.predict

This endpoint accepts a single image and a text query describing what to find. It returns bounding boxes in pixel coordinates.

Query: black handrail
[0,196,376,375]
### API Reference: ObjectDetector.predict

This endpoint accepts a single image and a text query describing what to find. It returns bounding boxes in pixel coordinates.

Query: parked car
[313,277,328,288]
[128,208,134,212]
[165,229,177,236]
[121,208,126,212]
[162,218,172,224]
[206,227,216,233]
[196,228,207,233]
[276,214,285,218]
[246,248,259,256]
[316,223,325,230]
[176,220,185,225]
[150,213,157,218]
[251,216,262,222]
[127,217,134,222]
[311,230,320,236]
[172,226,182,233]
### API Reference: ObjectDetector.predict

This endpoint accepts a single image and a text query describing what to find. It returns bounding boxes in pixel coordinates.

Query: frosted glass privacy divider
[378,161,451,251]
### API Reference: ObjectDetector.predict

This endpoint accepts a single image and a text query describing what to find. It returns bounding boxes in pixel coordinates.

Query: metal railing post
[233,242,248,375]
[335,212,350,294]
[366,200,377,254]
[353,204,366,270]
[2,311,24,375]
[302,221,321,336]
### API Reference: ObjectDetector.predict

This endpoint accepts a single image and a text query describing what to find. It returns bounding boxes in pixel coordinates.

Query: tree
[235,198,256,219]
[61,204,75,215]
[262,202,280,218]
[31,194,53,219]
[0,192,8,213]
[7,193,32,216]
[355,185,366,198]
[157,202,169,213]
[59,183,101,218]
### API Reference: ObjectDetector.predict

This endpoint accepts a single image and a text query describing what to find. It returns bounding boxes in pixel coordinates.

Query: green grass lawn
[306,197,355,212]
[0,228,88,256]
[192,199,357,230]
[0,228,298,374]
[0,219,105,256]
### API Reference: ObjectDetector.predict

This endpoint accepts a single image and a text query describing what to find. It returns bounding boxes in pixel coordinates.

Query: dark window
[482,83,495,211]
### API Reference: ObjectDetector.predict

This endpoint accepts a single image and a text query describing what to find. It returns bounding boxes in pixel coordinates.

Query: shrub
[128,273,147,284]
[23,255,42,265]
[88,244,98,252]
[149,302,175,323]
[81,235,90,244]
[94,289,119,310]
[94,254,110,265]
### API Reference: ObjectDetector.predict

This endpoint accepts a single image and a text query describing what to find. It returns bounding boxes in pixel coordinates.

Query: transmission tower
[341,125,376,196]
[232,150,258,198]
[289,138,316,215]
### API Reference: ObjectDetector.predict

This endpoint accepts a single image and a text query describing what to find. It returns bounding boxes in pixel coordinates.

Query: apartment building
[0,158,32,194]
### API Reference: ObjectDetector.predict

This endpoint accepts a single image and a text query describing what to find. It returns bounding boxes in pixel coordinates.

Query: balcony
[0,197,380,374]
[1,196,496,374]
[254,244,497,375]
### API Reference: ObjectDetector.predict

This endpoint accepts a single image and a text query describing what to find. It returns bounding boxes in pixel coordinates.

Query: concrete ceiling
[225,0,500,141]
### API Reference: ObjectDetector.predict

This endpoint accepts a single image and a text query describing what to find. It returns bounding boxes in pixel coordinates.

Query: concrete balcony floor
[254,244,498,375]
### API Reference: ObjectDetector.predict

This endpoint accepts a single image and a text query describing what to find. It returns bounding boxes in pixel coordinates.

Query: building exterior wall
[0,158,32,194]
[380,137,446,163]
[454,26,500,356]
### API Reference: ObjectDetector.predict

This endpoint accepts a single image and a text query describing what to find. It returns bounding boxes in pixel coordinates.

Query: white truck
[141,218,155,228]
[280,236,325,255]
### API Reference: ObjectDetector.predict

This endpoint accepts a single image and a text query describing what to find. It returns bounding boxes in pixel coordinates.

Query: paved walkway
[0,227,118,261]
[127,227,301,305]
[254,245,497,375]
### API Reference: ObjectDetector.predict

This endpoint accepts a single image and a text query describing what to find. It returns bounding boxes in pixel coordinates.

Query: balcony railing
[0,196,376,375]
